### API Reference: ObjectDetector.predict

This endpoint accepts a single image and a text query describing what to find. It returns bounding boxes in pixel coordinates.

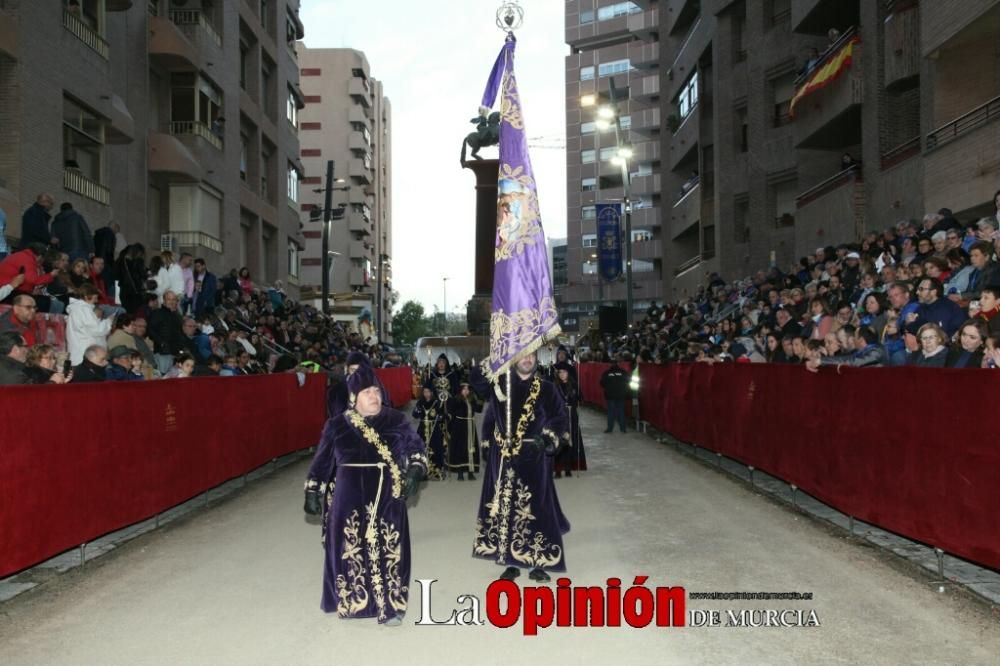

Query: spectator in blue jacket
[191,258,218,317]
[906,277,966,338]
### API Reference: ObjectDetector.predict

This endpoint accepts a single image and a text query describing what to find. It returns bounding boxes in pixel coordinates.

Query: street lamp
[442,277,449,335]
[580,76,634,327]
[311,160,350,315]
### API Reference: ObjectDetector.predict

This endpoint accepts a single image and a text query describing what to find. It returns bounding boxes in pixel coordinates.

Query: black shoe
[565,470,572,477]
[468,473,476,481]
[499,566,520,581]
[529,568,551,582]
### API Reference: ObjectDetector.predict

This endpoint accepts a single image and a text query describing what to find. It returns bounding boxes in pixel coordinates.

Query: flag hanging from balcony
[789,35,860,118]
[480,34,560,379]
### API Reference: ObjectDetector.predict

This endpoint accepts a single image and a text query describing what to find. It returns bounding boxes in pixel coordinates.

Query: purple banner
[596,203,623,281]
[480,35,560,379]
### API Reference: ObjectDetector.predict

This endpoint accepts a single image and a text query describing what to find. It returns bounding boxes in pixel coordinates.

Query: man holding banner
[468,30,571,582]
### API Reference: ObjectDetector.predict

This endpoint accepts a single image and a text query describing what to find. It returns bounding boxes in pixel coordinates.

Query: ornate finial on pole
[496,1,524,33]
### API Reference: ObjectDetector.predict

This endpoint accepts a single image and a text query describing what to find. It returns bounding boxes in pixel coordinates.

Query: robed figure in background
[412,383,448,479]
[430,353,460,403]
[326,350,373,419]
[446,382,482,481]
[471,353,570,582]
[552,361,587,477]
[304,366,427,626]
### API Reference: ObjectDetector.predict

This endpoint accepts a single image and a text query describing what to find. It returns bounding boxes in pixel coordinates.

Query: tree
[392,300,429,345]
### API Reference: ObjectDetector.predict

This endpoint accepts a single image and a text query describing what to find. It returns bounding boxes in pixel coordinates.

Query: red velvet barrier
[0,374,326,577]
[576,362,633,416]
[633,362,1000,572]
[374,366,414,408]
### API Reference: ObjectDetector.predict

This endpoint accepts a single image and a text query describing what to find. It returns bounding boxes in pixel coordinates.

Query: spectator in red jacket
[0,294,38,346]
[0,244,60,312]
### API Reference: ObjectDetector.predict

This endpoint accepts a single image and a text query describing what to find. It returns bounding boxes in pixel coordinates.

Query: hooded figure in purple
[470,352,570,582]
[304,365,427,626]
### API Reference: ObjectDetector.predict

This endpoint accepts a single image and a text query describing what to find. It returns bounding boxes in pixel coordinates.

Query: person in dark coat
[191,258,218,317]
[116,243,148,314]
[446,382,481,481]
[0,332,34,385]
[599,356,631,433]
[470,352,571,583]
[19,194,55,249]
[944,319,986,369]
[70,345,109,383]
[93,223,118,292]
[303,365,427,626]
[412,384,448,479]
[907,323,949,368]
[50,203,94,262]
[552,361,587,477]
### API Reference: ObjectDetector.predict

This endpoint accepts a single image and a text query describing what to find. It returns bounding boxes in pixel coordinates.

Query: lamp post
[442,277,449,335]
[315,159,349,315]
[582,76,634,327]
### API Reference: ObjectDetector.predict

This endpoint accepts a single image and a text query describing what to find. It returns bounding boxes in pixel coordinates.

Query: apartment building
[664,0,1000,297]
[295,47,393,342]
[564,0,662,330]
[0,0,305,294]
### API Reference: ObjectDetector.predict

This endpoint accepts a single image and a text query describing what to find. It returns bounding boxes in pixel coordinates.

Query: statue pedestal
[462,158,499,335]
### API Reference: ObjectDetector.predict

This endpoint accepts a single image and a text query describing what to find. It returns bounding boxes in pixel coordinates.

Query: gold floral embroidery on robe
[335,509,370,617]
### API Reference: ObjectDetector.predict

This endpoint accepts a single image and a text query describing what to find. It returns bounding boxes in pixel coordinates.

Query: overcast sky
[300,0,568,317]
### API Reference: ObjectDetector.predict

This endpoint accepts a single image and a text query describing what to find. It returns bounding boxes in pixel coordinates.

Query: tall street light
[581,76,634,327]
[312,160,349,315]
[442,277,449,335]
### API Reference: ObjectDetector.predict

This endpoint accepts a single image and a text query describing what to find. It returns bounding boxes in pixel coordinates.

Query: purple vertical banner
[479,35,561,379]
[596,203,623,281]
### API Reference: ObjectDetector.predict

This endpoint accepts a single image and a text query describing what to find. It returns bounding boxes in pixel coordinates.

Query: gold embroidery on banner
[489,298,559,368]
[335,509,369,617]
[500,65,524,130]
[346,410,402,499]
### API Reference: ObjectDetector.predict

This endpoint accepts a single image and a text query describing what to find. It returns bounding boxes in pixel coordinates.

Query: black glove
[304,488,323,516]
[403,465,425,500]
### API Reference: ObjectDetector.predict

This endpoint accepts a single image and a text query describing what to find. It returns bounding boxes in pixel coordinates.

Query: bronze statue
[461,106,501,164]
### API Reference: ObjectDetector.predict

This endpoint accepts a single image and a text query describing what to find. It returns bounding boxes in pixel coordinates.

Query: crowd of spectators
[1,193,399,386]
[579,198,1000,372]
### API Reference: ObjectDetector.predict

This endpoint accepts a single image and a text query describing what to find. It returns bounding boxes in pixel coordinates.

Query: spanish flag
[789,36,860,118]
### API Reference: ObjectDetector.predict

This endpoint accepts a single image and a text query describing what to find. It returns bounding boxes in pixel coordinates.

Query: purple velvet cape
[306,408,427,623]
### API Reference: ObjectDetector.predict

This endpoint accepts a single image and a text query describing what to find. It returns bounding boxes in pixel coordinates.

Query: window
[581,66,595,81]
[599,146,617,161]
[288,241,299,278]
[581,177,596,192]
[287,162,299,204]
[736,105,748,152]
[583,261,597,275]
[581,121,595,134]
[771,179,797,227]
[597,2,641,21]
[581,149,596,164]
[259,0,270,33]
[260,146,272,200]
[582,234,597,248]
[772,74,795,128]
[598,59,631,77]
[170,72,223,130]
[63,96,105,184]
[286,86,298,127]
[633,259,655,273]
[619,115,632,129]
[676,71,699,119]
[579,10,594,24]
[734,195,750,243]
[770,0,791,26]
[733,12,747,62]
[632,229,653,242]
[239,40,249,90]
[701,225,716,259]
[240,132,249,181]
[285,8,298,46]
[582,205,596,220]
[260,60,274,116]
[168,184,223,241]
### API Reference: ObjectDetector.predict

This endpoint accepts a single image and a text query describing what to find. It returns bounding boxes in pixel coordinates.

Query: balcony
[629,206,661,231]
[349,79,371,107]
[880,136,920,171]
[792,32,863,149]
[349,106,371,126]
[63,10,108,60]
[924,95,1000,215]
[665,0,700,36]
[0,7,18,61]
[349,240,372,260]
[348,188,373,206]
[670,183,700,239]
[634,73,660,101]
[884,3,920,89]
[168,9,222,51]
[169,121,223,150]
[627,8,659,41]
[63,169,110,205]
[668,110,698,170]
[160,231,223,255]
[665,18,710,103]
[105,94,136,145]
[630,237,661,261]
[349,158,372,183]
[147,131,203,182]
[791,0,860,36]
[349,131,369,152]
[630,173,661,197]
[348,212,372,235]
[349,268,369,288]
[148,15,197,70]
[794,168,864,254]
[631,41,659,70]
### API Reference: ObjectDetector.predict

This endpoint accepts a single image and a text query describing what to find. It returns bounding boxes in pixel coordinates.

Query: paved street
[1,408,997,664]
